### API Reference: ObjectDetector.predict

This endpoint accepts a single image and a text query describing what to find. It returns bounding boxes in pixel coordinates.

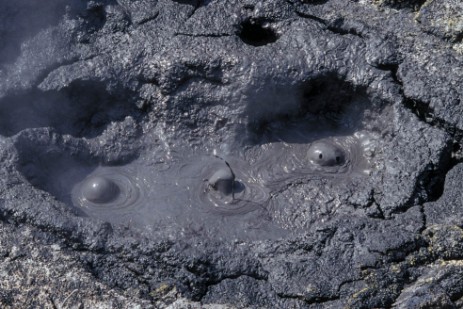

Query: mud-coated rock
[0,0,463,308]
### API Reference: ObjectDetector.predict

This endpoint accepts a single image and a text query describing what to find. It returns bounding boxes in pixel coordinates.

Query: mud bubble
[71,166,147,219]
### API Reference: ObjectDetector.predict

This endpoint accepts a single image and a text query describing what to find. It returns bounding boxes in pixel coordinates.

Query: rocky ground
[1,0,463,308]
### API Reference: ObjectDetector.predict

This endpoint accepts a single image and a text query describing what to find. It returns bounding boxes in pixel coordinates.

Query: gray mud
[0,0,463,308]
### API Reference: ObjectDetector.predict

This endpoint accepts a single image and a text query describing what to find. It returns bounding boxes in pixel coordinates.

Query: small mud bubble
[308,141,345,166]
[197,157,268,215]
[208,166,235,196]
[81,176,120,203]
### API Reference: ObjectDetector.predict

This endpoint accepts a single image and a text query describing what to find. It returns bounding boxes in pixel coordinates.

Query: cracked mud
[1,0,463,308]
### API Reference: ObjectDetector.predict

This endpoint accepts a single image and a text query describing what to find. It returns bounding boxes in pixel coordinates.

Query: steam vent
[1,0,463,307]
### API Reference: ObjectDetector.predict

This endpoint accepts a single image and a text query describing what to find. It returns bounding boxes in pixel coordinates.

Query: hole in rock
[0,80,138,138]
[380,0,426,11]
[238,19,279,47]
[301,0,329,5]
[172,0,201,5]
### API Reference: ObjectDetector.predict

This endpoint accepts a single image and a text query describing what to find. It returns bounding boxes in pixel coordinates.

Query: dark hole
[319,153,323,159]
[336,156,340,163]
[301,0,328,4]
[172,0,201,5]
[238,19,279,47]
[381,0,426,11]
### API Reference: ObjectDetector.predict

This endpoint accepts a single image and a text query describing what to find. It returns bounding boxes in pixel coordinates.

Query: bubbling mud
[244,132,372,192]
[72,166,147,218]
[68,127,376,237]
[80,176,120,203]
[308,141,345,166]
[241,126,378,230]
[207,166,236,196]
[198,157,270,215]
[69,154,277,239]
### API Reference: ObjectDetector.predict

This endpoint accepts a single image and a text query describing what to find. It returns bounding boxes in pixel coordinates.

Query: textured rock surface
[1,0,463,307]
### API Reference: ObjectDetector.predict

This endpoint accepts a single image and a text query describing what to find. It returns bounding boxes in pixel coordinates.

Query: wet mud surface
[1,0,463,307]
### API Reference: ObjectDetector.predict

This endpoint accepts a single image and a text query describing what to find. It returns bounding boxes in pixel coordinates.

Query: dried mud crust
[0,0,463,308]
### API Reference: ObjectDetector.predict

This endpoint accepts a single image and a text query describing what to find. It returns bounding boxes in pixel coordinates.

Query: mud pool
[18,106,381,241]
[69,134,374,239]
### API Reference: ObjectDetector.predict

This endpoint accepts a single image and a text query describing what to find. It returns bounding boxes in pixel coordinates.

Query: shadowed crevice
[13,132,97,208]
[397,97,463,209]
[403,98,463,139]
[0,80,139,138]
[378,0,427,11]
[246,74,370,145]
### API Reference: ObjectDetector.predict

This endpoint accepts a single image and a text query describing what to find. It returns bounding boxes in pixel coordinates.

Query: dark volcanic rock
[425,163,463,227]
[416,0,463,43]
[0,0,463,307]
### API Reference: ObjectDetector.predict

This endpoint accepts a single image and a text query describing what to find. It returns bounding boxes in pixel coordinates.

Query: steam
[0,0,69,66]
